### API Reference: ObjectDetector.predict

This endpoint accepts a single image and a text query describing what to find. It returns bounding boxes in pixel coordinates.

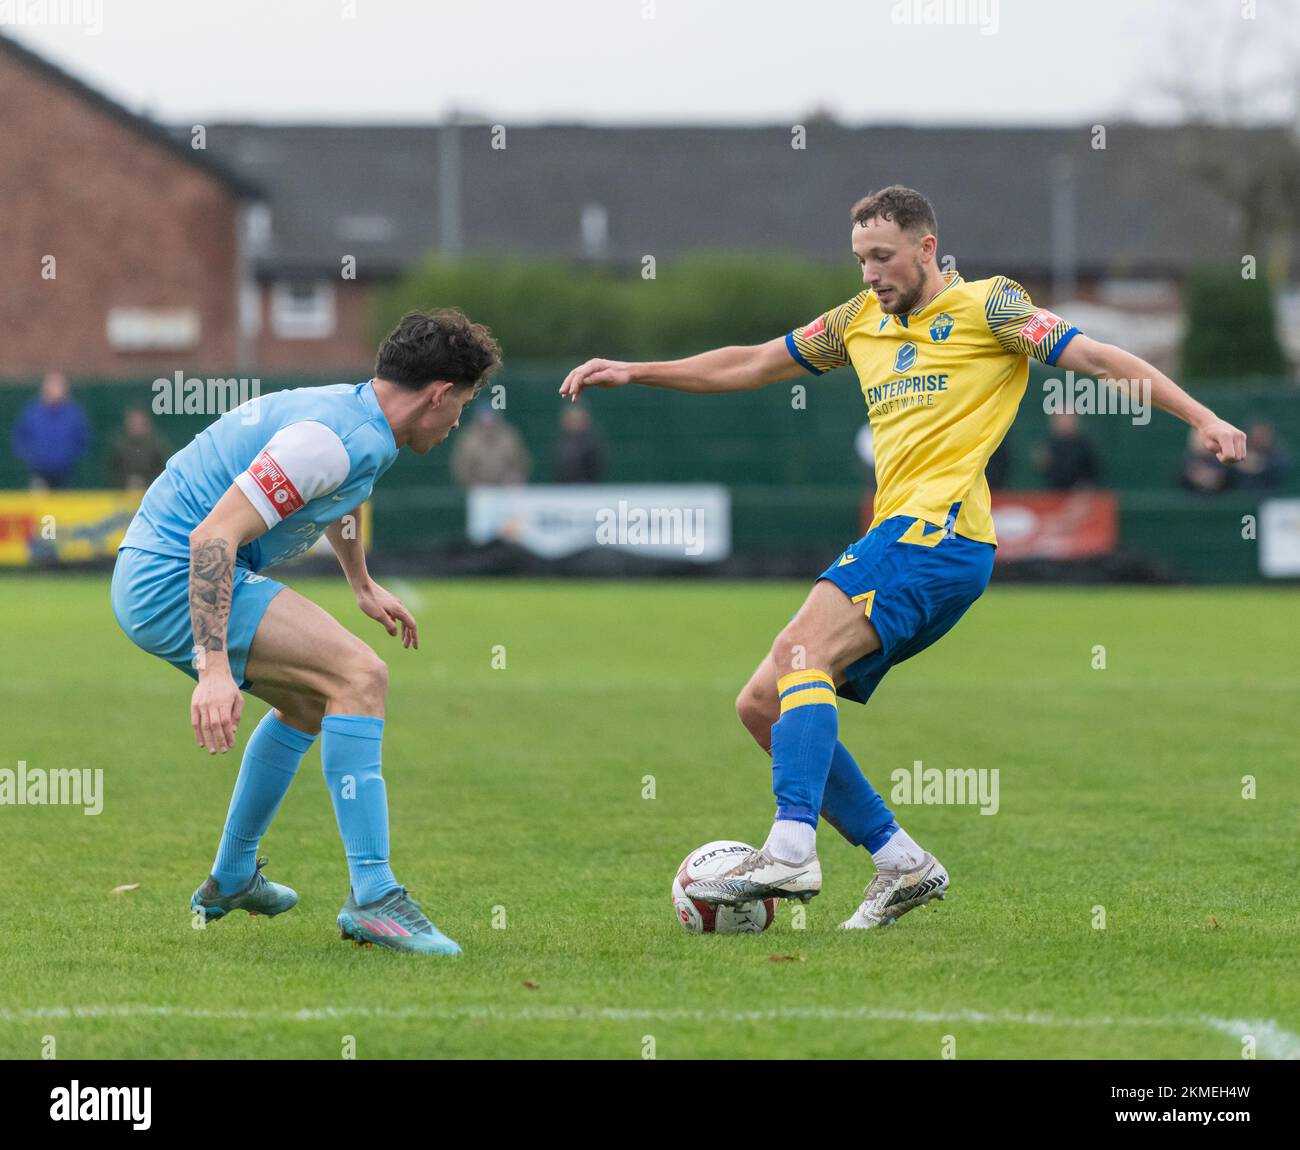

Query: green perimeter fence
[2,365,1297,582]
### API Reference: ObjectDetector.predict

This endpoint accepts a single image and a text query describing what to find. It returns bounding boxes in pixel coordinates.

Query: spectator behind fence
[1233,421,1287,491]
[11,371,92,490]
[450,406,531,487]
[111,407,171,491]
[1034,412,1100,490]
[1179,425,1232,494]
[553,404,606,483]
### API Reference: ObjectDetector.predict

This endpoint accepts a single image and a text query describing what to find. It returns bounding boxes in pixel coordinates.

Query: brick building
[0,34,263,378]
[4,32,1297,379]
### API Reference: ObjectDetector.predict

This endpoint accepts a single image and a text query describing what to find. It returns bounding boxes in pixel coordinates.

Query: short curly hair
[375,308,502,390]
[850,186,938,238]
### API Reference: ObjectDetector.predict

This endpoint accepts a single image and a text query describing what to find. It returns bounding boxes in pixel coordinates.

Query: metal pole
[438,115,463,255]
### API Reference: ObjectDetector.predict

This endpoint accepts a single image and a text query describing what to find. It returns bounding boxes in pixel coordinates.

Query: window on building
[580,202,609,259]
[270,281,336,340]
[243,204,272,254]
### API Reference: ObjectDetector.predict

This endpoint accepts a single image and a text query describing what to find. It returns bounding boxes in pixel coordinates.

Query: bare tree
[1154,0,1300,274]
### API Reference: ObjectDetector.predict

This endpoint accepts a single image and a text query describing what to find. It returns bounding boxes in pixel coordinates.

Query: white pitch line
[387,580,426,611]
[0,1004,1294,1058]
[1201,1017,1300,1061]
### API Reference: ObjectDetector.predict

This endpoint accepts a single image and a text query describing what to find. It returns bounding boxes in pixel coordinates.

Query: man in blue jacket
[12,372,92,489]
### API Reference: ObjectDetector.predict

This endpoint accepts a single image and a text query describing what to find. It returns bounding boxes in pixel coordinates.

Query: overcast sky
[5,0,1299,126]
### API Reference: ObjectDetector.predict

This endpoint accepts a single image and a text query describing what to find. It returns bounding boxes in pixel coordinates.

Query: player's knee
[735,682,776,750]
[735,687,758,730]
[341,651,388,709]
[735,684,768,729]
[360,654,389,700]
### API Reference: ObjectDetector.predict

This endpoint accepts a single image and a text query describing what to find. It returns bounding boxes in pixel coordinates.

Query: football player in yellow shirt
[560,186,1245,930]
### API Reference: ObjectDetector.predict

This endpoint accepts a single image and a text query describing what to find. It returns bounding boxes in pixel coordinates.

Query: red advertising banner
[856,491,1118,561]
[990,491,1118,561]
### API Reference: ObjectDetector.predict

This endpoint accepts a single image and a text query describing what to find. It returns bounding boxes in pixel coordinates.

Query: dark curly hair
[850,186,938,239]
[374,308,502,390]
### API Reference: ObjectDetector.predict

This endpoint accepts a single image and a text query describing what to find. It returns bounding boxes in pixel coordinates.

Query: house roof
[6,29,1293,281]
[192,120,1296,283]
[196,124,442,278]
[0,32,262,200]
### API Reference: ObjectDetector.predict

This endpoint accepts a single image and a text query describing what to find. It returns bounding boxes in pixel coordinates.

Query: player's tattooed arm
[187,528,242,754]
[189,537,233,661]
[185,484,269,754]
[187,483,272,672]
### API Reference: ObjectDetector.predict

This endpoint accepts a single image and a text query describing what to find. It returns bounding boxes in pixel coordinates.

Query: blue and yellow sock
[320,714,399,906]
[820,740,899,851]
[770,670,840,828]
[212,711,316,896]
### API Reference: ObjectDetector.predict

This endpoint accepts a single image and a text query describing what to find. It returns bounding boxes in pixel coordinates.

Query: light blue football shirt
[120,380,398,572]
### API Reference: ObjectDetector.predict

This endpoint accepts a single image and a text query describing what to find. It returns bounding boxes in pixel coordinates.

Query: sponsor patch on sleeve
[1021,308,1063,346]
[248,451,304,517]
[801,316,826,339]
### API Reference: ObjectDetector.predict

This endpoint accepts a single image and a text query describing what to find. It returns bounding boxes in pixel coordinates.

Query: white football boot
[839,851,948,930]
[683,846,822,906]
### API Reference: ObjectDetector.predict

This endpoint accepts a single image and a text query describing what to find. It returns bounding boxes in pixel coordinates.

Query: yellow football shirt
[787,272,1079,545]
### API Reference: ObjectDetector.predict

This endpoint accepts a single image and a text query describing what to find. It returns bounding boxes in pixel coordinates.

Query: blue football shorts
[816,509,995,704]
[110,546,287,689]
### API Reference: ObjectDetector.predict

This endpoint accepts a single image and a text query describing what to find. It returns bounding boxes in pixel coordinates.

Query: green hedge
[1181,265,1287,382]
[382,256,1297,388]
[375,253,859,359]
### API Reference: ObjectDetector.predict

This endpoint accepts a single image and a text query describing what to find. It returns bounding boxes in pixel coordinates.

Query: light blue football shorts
[110,546,287,689]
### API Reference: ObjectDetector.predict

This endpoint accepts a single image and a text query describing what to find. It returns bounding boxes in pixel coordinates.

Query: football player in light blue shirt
[112,309,501,956]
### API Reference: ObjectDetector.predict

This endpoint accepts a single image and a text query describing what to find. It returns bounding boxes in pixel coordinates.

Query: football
[672,840,776,934]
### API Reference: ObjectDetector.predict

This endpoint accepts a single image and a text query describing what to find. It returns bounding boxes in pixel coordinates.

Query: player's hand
[1196,417,1247,464]
[559,358,633,401]
[356,579,419,649]
[190,665,244,755]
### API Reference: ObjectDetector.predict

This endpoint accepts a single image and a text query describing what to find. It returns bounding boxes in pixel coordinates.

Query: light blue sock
[320,714,399,906]
[212,711,316,896]
[820,741,899,851]
[770,670,840,827]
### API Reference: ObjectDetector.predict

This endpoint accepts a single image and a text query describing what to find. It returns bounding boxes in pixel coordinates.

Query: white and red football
[672,840,776,934]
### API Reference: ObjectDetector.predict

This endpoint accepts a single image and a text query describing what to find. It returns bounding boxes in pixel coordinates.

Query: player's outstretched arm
[559,336,803,401]
[325,516,419,650]
[1054,335,1247,463]
[188,486,268,755]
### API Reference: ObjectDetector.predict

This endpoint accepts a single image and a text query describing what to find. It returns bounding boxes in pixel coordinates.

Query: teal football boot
[338,885,461,956]
[191,856,298,922]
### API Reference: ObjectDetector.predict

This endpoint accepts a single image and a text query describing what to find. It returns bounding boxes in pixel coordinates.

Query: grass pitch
[1,574,1296,1059]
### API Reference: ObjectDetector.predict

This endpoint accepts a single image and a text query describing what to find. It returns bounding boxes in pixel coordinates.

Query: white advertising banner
[467,485,731,562]
[1260,498,1300,578]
